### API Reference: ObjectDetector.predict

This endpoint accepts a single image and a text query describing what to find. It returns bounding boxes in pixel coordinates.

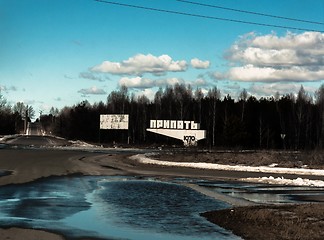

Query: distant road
[26,122,43,136]
[1,123,70,147]
[4,135,69,147]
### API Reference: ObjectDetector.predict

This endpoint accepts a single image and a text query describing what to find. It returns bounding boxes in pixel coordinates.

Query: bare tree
[0,91,7,111]
[194,88,204,123]
[316,84,324,148]
[207,87,220,147]
[239,88,248,123]
[107,85,129,113]
[174,83,193,120]
[296,85,312,149]
[13,102,25,116]
[12,102,35,120]
[154,87,163,119]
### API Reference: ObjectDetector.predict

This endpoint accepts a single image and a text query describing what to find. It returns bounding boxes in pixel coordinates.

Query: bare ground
[0,227,65,240]
[147,149,324,240]
[1,147,324,239]
[152,149,324,169]
[202,203,324,240]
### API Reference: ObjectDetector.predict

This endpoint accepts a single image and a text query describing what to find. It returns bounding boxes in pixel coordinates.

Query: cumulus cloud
[156,77,184,86]
[79,72,108,82]
[134,88,156,100]
[118,76,207,89]
[78,86,107,96]
[218,31,324,82]
[191,58,210,69]
[119,77,155,88]
[191,78,208,86]
[91,54,187,76]
[119,77,184,88]
[226,65,324,82]
[248,83,316,98]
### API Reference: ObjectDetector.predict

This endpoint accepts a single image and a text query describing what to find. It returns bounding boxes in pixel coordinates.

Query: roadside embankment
[202,203,324,240]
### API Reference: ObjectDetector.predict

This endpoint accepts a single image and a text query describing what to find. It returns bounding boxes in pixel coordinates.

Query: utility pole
[24,105,28,134]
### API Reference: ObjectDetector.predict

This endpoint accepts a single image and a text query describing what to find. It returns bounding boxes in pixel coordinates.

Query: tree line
[1,84,324,150]
[0,93,37,135]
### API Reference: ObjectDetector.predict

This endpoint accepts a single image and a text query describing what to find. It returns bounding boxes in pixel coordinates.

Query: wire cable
[177,0,324,26]
[94,0,323,32]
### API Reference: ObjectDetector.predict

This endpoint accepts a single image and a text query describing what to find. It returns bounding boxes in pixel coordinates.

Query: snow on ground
[57,140,144,153]
[130,154,324,187]
[68,140,99,148]
[241,176,324,187]
[0,134,21,142]
[130,154,324,176]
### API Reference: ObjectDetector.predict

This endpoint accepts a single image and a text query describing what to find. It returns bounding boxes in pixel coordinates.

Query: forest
[1,83,324,150]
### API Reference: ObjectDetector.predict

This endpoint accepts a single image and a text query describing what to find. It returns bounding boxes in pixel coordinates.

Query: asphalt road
[26,122,42,136]
[2,122,69,147]
[5,135,69,146]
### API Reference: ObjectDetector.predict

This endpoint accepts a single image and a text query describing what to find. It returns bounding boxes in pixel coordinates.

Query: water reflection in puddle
[0,176,239,240]
[194,180,324,204]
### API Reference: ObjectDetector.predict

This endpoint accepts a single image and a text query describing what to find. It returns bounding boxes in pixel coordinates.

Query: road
[2,122,69,147]
[26,122,43,136]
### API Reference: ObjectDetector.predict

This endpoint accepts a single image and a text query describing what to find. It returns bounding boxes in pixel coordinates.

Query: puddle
[0,176,240,240]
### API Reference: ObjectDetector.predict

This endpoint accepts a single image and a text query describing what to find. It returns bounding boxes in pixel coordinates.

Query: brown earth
[0,227,64,240]
[142,149,324,240]
[202,203,324,240]
[153,149,324,169]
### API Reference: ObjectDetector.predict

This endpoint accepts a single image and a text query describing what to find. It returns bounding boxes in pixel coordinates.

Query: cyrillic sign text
[150,120,200,130]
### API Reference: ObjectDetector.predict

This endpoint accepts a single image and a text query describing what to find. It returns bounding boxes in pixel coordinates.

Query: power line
[177,0,324,26]
[94,0,323,32]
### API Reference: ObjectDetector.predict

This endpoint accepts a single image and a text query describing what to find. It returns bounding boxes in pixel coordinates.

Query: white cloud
[210,71,225,80]
[134,88,156,101]
[79,72,108,82]
[119,77,184,88]
[230,48,301,67]
[219,31,324,82]
[118,76,208,89]
[251,31,324,50]
[156,77,184,86]
[91,54,187,76]
[227,65,324,82]
[191,58,210,69]
[78,86,107,96]
[191,78,208,86]
[248,83,316,98]
[119,77,155,88]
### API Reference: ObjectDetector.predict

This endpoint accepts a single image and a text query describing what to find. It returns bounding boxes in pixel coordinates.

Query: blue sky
[1,0,324,117]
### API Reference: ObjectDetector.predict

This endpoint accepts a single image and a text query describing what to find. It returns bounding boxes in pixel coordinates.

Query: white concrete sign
[100,114,129,129]
[147,120,206,146]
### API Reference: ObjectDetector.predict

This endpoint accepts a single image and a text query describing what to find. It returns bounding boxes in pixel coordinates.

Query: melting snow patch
[52,140,104,151]
[69,140,99,148]
[130,154,324,176]
[268,163,278,167]
[0,134,21,142]
[241,176,324,187]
